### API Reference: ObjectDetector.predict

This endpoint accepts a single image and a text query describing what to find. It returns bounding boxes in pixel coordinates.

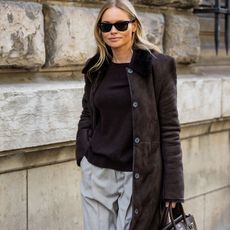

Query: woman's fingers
[165,202,176,208]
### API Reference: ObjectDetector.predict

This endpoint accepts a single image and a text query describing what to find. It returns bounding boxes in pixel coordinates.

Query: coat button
[134,137,140,144]
[134,208,139,215]
[127,68,133,74]
[132,101,138,108]
[135,173,140,179]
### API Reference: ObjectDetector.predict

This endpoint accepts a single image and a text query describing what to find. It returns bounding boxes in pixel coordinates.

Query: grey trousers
[80,156,133,230]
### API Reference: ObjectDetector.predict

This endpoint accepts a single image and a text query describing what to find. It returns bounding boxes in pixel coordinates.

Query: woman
[76,0,184,229]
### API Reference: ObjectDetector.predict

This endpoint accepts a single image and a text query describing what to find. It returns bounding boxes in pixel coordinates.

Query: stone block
[0,1,45,68]
[0,80,84,151]
[43,4,98,67]
[222,77,230,117]
[182,132,230,198]
[28,161,82,230]
[181,117,230,139]
[139,12,164,52]
[204,187,230,230]
[0,171,27,230]
[210,118,230,133]
[184,196,205,230]
[177,77,222,124]
[180,122,210,139]
[199,0,221,5]
[0,144,75,174]
[164,14,200,63]
[134,0,199,8]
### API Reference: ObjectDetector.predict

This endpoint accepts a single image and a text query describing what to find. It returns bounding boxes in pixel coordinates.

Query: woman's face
[100,7,136,51]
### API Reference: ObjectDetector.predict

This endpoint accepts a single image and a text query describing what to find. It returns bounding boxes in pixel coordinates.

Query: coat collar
[82,48,159,79]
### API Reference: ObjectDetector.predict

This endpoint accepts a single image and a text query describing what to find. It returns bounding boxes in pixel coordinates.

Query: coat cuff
[163,198,184,203]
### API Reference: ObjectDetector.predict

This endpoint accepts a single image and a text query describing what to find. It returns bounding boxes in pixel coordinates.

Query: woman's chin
[106,42,123,49]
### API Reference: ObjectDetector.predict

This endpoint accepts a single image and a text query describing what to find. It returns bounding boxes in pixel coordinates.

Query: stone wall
[0,1,45,68]
[0,0,230,230]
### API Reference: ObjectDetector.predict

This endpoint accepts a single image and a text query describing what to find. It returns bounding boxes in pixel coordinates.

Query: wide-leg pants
[80,156,133,230]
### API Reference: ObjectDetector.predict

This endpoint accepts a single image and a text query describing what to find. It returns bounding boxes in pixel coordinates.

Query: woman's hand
[165,202,176,208]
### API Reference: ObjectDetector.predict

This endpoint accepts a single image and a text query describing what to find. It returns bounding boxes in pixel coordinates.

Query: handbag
[161,202,197,230]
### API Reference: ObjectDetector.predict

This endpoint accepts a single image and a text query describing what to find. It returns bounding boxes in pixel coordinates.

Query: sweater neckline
[111,62,130,66]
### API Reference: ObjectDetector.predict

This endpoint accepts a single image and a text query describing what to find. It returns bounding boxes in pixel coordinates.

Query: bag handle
[161,202,188,229]
[161,206,170,227]
[168,203,177,229]
[169,202,188,229]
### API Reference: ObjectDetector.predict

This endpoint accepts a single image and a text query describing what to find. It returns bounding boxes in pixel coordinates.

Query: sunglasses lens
[114,21,129,31]
[99,20,134,32]
[100,23,112,32]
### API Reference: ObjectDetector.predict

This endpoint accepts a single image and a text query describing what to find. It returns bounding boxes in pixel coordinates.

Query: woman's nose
[110,25,118,33]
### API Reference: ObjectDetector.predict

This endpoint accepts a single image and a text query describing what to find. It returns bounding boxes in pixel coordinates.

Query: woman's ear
[132,20,137,33]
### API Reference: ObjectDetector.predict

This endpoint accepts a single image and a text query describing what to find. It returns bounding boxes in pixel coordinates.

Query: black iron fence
[194,0,230,55]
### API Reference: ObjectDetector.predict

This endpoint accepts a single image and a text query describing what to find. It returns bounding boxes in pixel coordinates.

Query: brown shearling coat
[76,49,184,230]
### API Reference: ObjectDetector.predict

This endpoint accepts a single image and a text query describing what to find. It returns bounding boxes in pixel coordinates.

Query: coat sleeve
[76,74,92,166]
[158,56,184,202]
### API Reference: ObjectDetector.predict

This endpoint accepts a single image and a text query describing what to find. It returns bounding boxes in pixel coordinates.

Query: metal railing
[194,0,230,55]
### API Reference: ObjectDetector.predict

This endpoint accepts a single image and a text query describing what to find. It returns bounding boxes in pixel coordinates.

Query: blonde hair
[91,0,161,73]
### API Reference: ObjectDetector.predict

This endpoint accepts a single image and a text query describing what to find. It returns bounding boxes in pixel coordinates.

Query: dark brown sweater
[86,62,133,171]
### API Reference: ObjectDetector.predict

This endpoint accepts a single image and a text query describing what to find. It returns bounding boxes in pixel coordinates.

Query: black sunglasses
[99,20,135,33]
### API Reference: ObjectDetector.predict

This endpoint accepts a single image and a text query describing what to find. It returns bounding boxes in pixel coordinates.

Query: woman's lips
[108,37,121,42]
